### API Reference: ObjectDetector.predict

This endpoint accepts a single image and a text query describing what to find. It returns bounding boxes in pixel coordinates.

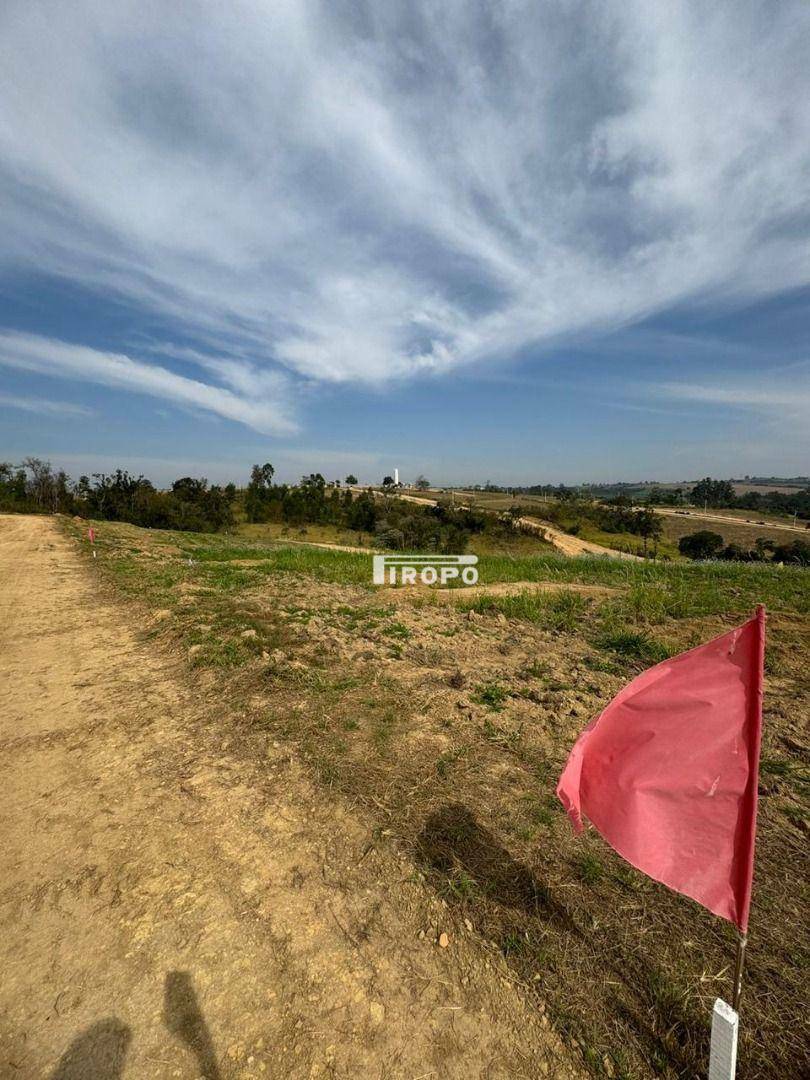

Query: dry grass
[65,517,810,1079]
[658,512,804,550]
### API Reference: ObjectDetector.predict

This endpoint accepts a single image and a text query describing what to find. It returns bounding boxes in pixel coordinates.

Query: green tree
[634,509,664,556]
[345,474,358,486]
[245,463,275,523]
[678,530,725,559]
[690,478,735,508]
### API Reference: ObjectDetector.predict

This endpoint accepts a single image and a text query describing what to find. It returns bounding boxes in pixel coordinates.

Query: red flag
[557,607,765,931]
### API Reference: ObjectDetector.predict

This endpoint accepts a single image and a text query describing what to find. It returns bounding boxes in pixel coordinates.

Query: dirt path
[0,515,578,1079]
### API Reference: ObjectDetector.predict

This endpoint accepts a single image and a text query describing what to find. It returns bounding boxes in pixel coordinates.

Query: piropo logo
[372,554,478,586]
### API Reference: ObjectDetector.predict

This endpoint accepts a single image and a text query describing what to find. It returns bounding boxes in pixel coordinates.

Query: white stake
[708,998,738,1080]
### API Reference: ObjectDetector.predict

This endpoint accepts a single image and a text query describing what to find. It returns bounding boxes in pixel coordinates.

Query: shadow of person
[163,970,221,1080]
[51,1018,131,1079]
[417,803,704,1075]
[416,802,576,929]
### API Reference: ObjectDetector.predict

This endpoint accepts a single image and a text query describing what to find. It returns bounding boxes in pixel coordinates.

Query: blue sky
[1,2,808,487]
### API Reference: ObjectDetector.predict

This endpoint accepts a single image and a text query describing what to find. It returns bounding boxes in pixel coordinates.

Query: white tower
[394,468,399,486]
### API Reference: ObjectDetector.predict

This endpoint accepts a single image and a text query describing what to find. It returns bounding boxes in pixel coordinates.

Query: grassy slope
[64,518,809,1079]
[236,518,558,558]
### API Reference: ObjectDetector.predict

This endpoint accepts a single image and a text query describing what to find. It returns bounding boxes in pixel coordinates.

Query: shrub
[678,530,724,559]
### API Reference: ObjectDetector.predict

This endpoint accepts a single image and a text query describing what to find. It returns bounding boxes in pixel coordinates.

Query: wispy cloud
[659,383,810,410]
[0,332,297,435]
[0,391,94,418]
[0,1,808,419]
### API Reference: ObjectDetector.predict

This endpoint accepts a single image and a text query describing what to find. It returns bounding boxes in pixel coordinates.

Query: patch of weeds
[583,653,621,675]
[457,588,590,630]
[521,659,550,679]
[512,823,537,841]
[531,794,560,827]
[482,716,523,752]
[612,862,644,891]
[781,803,809,830]
[382,620,412,640]
[435,745,468,778]
[573,851,604,885]
[501,931,529,956]
[441,868,479,901]
[472,681,508,711]
[594,628,670,665]
[371,707,398,751]
[191,638,249,669]
[544,589,589,631]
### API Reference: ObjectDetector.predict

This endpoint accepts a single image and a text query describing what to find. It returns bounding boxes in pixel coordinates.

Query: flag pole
[732,932,747,1013]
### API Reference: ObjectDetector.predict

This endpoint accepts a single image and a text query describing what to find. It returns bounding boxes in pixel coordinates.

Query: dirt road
[514,518,641,560]
[648,506,807,534]
[370,490,641,560]
[0,515,577,1079]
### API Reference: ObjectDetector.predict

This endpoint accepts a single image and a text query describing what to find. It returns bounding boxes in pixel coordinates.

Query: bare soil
[0,516,580,1079]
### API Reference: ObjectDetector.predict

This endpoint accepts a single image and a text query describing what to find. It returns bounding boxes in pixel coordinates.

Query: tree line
[244,464,504,552]
[0,459,510,552]
[678,530,810,565]
[0,459,235,532]
[472,477,810,520]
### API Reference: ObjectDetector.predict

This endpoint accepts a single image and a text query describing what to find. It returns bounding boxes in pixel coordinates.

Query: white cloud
[653,370,810,457]
[0,392,94,418]
[0,0,808,407]
[0,331,297,435]
[659,382,810,411]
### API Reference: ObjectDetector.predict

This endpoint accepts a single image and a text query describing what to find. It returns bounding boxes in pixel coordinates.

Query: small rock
[464,918,473,932]
[438,932,450,948]
[603,1056,615,1078]
[187,644,203,659]
[241,628,258,639]
[466,609,479,622]
[369,1001,384,1023]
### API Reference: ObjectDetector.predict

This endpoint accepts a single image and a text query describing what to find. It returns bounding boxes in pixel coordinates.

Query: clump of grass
[594,628,670,665]
[482,716,523,752]
[441,868,479,901]
[573,852,604,885]
[472,681,509,710]
[457,588,590,630]
[190,638,249,669]
[501,931,529,956]
[435,746,469,778]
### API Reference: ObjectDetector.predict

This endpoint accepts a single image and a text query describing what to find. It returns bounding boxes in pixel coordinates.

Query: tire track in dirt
[0,515,581,1079]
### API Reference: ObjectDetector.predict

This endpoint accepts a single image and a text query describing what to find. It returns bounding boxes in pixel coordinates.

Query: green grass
[593,629,671,664]
[78,518,810,621]
[472,682,509,710]
[456,588,588,629]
